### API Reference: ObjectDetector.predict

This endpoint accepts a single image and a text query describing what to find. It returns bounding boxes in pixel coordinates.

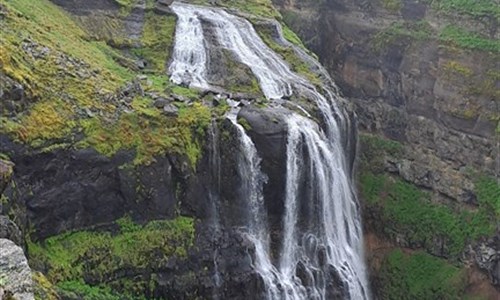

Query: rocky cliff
[0,0,365,299]
[271,0,499,298]
[0,0,498,299]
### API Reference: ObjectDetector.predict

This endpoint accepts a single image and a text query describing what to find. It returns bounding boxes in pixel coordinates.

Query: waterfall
[169,2,369,299]
[169,3,209,89]
[208,120,222,297]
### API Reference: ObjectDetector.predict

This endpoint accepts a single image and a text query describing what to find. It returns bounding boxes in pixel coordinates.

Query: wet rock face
[1,140,179,240]
[238,106,288,232]
[0,239,34,300]
[0,104,292,298]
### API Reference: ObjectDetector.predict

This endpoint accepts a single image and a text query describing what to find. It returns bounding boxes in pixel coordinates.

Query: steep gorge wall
[271,0,499,298]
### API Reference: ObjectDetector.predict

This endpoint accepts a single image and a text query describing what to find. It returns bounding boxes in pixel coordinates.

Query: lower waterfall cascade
[169,1,370,299]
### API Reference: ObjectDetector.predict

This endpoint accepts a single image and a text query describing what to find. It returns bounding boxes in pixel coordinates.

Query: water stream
[169,2,369,299]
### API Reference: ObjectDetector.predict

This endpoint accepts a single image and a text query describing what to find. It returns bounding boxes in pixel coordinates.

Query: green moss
[359,173,496,257]
[359,133,403,172]
[382,0,402,12]
[191,0,280,18]
[257,27,321,85]
[427,0,500,18]
[170,85,202,99]
[442,61,473,77]
[28,216,195,295]
[133,12,177,72]
[33,272,60,300]
[56,281,121,300]
[77,91,210,167]
[221,49,263,95]
[0,0,134,146]
[378,249,465,300]
[474,176,500,219]
[177,103,212,169]
[2,100,76,145]
[237,118,252,131]
[372,21,434,51]
[440,25,500,52]
[147,74,170,92]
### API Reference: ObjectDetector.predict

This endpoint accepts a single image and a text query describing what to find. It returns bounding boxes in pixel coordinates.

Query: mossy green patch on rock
[359,133,404,173]
[33,272,60,300]
[427,0,500,18]
[133,12,177,72]
[377,249,466,300]
[256,26,322,86]
[28,216,195,297]
[218,49,263,95]
[56,280,123,300]
[191,0,281,19]
[0,0,134,146]
[382,0,402,12]
[360,173,496,258]
[440,25,500,53]
[371,21,434,52]
[77,95,211,167]
[474,175,500,219]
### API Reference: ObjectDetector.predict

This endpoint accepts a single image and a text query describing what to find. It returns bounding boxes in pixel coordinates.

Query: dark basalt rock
[237,106,288,224]
[0,103,293,298]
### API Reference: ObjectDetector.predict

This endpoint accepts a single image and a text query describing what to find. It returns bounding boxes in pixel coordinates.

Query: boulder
[163,103,179,116]
[0,239,34,300]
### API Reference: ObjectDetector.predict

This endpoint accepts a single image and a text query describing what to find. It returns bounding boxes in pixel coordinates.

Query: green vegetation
[78,100,211,167]
[373,20,499,54]
[426,0,500,18]
[378,249,465,300]
[360,173,497,257]
[440,25,500,53]
[237,118,252,131]
[222,50,263,95]
[475,176,500,218]
[359,134,404,172]
[33,272,60,300]
[0,0,131,144]
[132,13,177,72]
[257,27,321,85]
[29,216,195,298]
[372,21,434,51]
[382,0,402,12]
[192,0,281,18]
[442,61,473,77]
[56,281,123,300]
[0,0,211,167]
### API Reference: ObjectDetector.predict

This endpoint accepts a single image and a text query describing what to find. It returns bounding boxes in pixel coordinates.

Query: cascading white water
[168,4,209,89]
[283,114,367,299]
[169,2,369,299]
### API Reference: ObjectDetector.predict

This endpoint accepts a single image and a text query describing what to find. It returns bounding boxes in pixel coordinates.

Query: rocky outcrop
[469,235,500,287]
[0,239,34,300]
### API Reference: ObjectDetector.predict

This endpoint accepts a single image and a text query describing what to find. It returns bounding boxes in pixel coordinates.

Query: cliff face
[0,0,498,299]
[271,0,499,298]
